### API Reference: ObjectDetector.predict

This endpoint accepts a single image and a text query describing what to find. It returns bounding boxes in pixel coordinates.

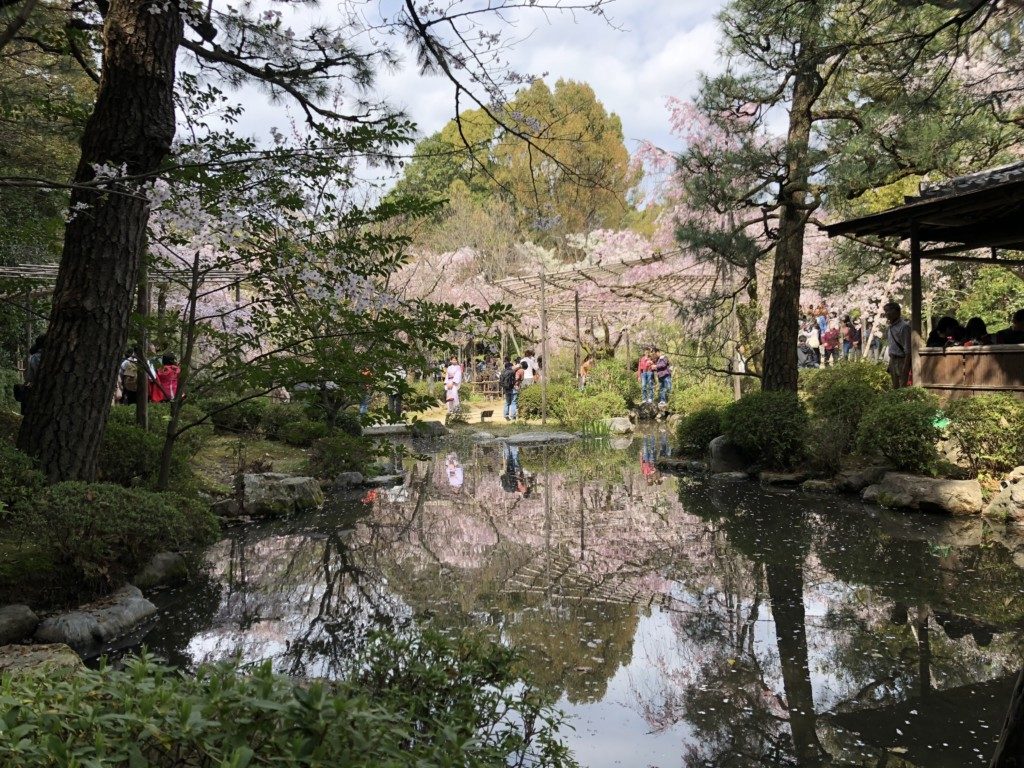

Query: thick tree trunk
[761,63,818,393]
[17,0,182,481]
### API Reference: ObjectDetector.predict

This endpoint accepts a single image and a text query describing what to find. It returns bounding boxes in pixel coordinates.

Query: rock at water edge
[759,471,808,487]
[709,435,748,474]
[34,585,157,653]
[501,432,578,446]
[364,474,405,488]
[132,552,188,590]
[802,479,837,494]
[835,466,888,494]
[862,473,984,515]
[605,417,634,435]
[0,643,82,675]
[0,604,39,645]
[984,466,1024,522]
[241,473,325,518]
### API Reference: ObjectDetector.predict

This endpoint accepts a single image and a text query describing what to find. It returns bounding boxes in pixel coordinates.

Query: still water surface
[141,433,1024,767]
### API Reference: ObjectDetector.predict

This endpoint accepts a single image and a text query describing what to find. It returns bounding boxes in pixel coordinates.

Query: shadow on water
[135,430,1024,767]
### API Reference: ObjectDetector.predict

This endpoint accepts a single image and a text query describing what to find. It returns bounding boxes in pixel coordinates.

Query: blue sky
[229,0,727,159]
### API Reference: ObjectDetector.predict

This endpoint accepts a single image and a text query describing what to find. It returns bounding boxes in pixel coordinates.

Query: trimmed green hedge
[723,390,808,470]
[675,407,724,456]
[13,481,217,590]
[856,388,940,473]
[945,394,1024,475]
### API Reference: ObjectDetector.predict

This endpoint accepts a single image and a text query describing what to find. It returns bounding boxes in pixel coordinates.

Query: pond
[138,431,1024,767]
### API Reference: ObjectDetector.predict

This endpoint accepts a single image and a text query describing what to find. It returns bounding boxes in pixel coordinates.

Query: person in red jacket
[151,354,180,403]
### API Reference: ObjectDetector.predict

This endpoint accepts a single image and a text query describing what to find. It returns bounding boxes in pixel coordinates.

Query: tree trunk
[17,0,182,481]
[761,62,818,393]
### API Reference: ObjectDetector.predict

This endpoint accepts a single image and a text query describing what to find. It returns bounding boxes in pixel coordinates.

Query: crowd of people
[117,349,180,405]
[925,309,1024,348]
[796,304,870,369]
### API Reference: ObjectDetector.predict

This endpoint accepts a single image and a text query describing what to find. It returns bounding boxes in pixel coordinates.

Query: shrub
[260,402,306,440]
[515,382,558,420]
[0,443,44,519]
[308,433,375,477]
[97,419,196,490]
[0,631,575,768]
[277,419,330,447]
[0,367,19,412]
[722,390,809,469]
[335,410,363,437]
[945,394,1024,474]
[107,403,212,458]
[803,362,890,453]
[669,383,733,416]
[556,389,627,430]
[856,388,941,473]
[204,396,270,434]
[0,409,20,444]
[17,481,218,589]
[585,360,641,408]
[675,406,724,456]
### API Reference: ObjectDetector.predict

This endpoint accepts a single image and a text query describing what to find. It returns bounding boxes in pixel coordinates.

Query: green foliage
[945,395,1024,475]
[517,383,626,429]
[0,443,45,520]
[856,388,941,473]
[260,402,306,440]
[204,396,271,434]
[277,419,330,447]
[0,631,576,768]
[675,407,725,456]
[802,362,891,453]
[957,267,1024,331]
[0,410,20,444]
[584,360,641,408]
[669,383,733,416]
[308,433,375,477]
[0,368,19,412]
[722,391,809,470]
[97,420,191,489]
[13,482,217,589]
[106,404,211,459]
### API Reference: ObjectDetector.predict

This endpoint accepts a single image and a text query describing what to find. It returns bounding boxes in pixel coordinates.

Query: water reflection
[142,434,1024,767]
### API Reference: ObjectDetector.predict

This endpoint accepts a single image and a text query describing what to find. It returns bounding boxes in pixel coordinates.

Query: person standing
[119,351,156,405]
[797,335,818,369]
[499,361,517,420]
[444,355,463,415]
[884,302,912,388]
[520,349,538,386]
[151,354,180,403]
[801,316,821,365]
[822,320,841,367]
[578,356,594,391]
[842,315,862,360]
[637,349,655,404]
[653,347,672,407]
[19,335,44,416]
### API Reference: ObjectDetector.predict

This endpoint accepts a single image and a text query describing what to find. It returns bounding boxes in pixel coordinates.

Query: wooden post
[136,258,150,429]
[539,270,549,425]
[624,328,631,368]
[573,291,581,383]
[910,225,923,388]
[22,289,32,371]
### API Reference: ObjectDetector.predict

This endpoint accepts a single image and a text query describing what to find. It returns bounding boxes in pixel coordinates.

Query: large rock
[605,417,634,435]
[709,435,748,474]
[34,585,156,652]
[241,473,325,517]
[984,467,1024,522]
[411,420,449,438]
[363,424,411,437]
[332,471,364,490]
[802,479,838,494]
[501,431,578,446]
[0,604,39,645]
[862,473,984,515]
[657,456,707,473]
[835,466,888,494]
[759,471,808,487]
[364,474,405,488]
[0,643,82,675]
[132,552,188,590]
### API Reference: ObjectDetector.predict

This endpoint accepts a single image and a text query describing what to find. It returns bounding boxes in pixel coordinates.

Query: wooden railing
[918,344,1024,398]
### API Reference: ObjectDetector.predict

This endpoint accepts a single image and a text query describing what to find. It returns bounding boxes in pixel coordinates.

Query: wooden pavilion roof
[825,161,1024,255]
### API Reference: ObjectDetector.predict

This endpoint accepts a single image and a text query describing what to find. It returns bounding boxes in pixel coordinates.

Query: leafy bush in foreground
[308,433,375,478]
[669,383,733,417]
[945,394,1024,475]
[278,419,330,447]
[723,390,808,470]
[0,632,577,768]
[856,388,941,473]
[0,443,44,519]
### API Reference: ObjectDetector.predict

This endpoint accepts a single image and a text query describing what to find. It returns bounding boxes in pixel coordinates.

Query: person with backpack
[151,354,180,403]
[16,334,45,415]
[119,351,156,405]
[499,360,517,420]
